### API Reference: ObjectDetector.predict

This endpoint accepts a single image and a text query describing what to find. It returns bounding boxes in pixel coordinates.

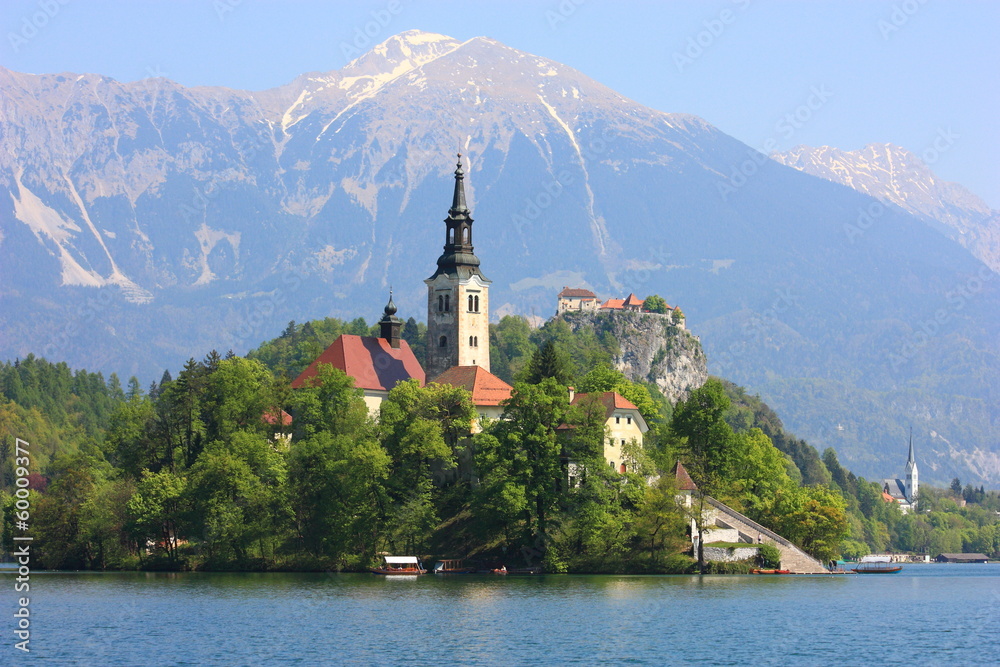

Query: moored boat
[433,559,476,574]
[372,556,426,575]
[851,556,902,574]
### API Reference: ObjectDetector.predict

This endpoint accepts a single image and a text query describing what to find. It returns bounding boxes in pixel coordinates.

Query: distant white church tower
[424,155,491,379]
[904,429,919,507]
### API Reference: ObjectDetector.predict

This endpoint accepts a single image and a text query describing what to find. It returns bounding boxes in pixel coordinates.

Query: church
[882,433,919,513]
[291,155,646,471]
[292,155,512,419]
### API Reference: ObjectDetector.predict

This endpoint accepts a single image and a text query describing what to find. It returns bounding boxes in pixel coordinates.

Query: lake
[6,564,999,665]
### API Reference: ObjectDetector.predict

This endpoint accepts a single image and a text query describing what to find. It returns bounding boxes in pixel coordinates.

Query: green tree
[643,294,668,314]
[669,378,739,572]
[522,340,573,385]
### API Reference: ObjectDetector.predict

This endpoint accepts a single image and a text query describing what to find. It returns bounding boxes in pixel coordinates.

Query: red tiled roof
[432,365,513,406]
[570,391,640,418]
[674,461,698,491]
[262,409,293,426]
[601,298,625,309]
[291,334,425,391]
[623,293,645,307]
[881,491,898,503]
[558,287,597,299]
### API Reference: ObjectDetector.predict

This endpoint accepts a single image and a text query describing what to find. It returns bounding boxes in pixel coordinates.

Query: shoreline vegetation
[2,315,999,573]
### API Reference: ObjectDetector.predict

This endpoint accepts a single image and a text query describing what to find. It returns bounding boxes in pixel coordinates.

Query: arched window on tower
[469,335,474,347]
[438,295,444,312]
[444,294,450,312]
[439,336,447,348]
[468,295,474,312]
[474,295,479,312]
[448,228,455,244]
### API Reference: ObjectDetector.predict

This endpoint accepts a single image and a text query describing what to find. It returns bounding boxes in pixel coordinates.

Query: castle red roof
[432,365,513,406]
[558,287,597,299]
[291,334,425,392]
[601,298,625,310]
[623,293,645,308]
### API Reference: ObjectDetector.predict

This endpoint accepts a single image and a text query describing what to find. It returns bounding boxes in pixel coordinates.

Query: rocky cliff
[560,310,708,405]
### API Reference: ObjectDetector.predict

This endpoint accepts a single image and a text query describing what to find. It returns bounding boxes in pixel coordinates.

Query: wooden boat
[372,556,426,575]
[433,559,476,574]
[750,569,791,574]
[851,556,902,574]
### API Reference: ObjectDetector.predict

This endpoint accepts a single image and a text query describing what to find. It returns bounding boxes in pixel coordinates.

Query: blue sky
[3,0,998,206]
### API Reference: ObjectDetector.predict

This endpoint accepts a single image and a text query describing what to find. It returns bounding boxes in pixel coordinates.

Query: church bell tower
[424,155,491,379]
[904,429,919,507]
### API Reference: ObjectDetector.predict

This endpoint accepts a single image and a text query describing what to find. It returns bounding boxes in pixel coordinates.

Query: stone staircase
[704,497,829,574]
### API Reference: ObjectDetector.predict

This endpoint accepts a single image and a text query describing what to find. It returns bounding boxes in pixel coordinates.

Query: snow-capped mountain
[1,30,997,484]
[772,143,1000,272]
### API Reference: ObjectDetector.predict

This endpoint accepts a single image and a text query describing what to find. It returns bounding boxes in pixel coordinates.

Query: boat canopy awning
[860,556,891,563]
[383,556,420,565]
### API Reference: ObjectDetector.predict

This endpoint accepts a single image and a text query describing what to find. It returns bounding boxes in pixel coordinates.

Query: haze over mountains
[772,143,1000,272]
[1,30,997,485]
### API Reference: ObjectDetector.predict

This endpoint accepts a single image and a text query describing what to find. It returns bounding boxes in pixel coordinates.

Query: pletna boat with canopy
[372,556,426,575]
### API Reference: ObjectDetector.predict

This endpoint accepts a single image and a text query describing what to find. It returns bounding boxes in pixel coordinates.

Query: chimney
[568,386,575,403]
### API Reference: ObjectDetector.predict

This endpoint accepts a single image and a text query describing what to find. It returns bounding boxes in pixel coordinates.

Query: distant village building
[882,433,919,514]
[557,287,600,313]
[291,295,425,414]
[935,553,989,563]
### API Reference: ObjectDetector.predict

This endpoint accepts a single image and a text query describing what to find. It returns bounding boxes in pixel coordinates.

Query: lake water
[6,564,999,665]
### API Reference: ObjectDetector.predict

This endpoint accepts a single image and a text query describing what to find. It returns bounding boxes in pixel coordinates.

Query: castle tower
[424,155,491,379]
[904,429,918,506]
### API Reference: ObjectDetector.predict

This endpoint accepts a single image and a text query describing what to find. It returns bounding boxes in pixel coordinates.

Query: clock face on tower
[424,155,492,380]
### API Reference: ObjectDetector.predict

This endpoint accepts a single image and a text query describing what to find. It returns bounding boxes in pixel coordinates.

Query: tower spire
[379,288,402,348]
[907,426,914,465]
[451,153,468,215]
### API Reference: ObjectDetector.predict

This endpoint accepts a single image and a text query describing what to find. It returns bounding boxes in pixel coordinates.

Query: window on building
[615,415,620,424]
[621,439,626,447]
[438,295,443,312]
[444,294,450,312]
[474,295,479,312]
[469,335,474,347]
[627,416,632,425]
[449,228,455,244]
[439,336,447,348]
[468,295,474,312]
[610,461,615,469]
